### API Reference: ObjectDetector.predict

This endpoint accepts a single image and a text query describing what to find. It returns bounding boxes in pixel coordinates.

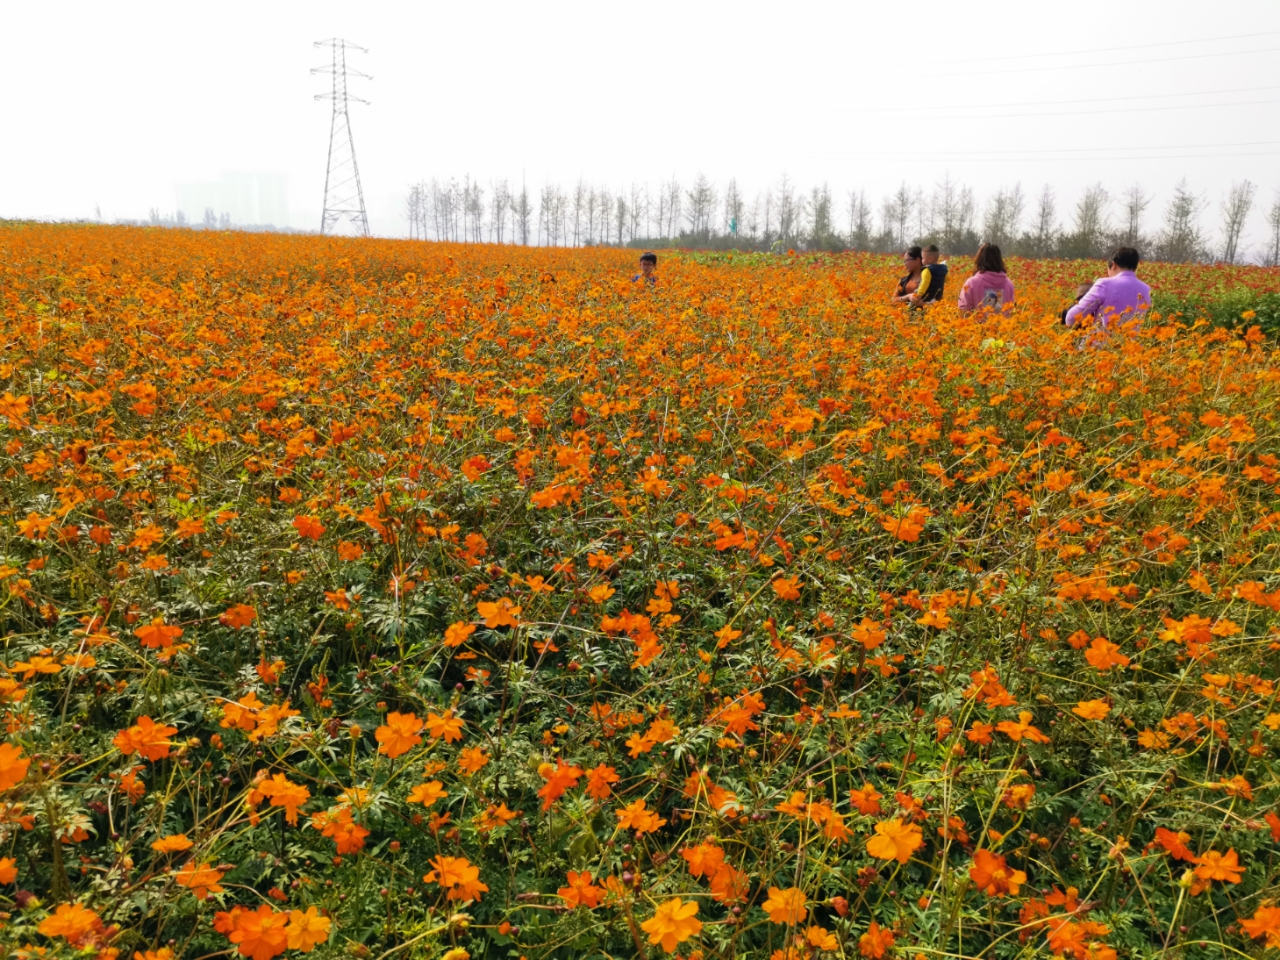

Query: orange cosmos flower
[615,798,667,836]
[375,711,424,758]
[444,621,476,647]
[113,716,179,761]
[1193,848,1244,884]
[536,757,584,810]
[218,604,257,629]
[1152,827,1195,861]
[588,583,616,604]
[710,864,751,905]
[476,802,517,831]
[457,746,490,775]
[849,783,884,815]
[966,722,995,745]
[640,898,702,954]
[584,763,620,800]
[284,906,331,952]
[175,861,225,900]
[558,870,603,909]
[425,709,466,743]
[994,712,1051,744]
[968,849,1027,896]
[851,617,886,650]
[0,742,31,790]
[10,655,61,680]
[681,841,727,879]
[151,833,193,853]
[771,576,802,601]
[310,805,369,854]
[460,454,492,481]
[1084,637,1130,671]
[135,621,184,649]
[807,926,839,951]
[859,921,895,959]
[252,773,311,825]
[291,515,325,540]
[762,886,808,925]
[1072,699,1111,720]
[423,854,488,902]
[1241,905,1280,949]
[866,818,924,864]
[476,597,521,628]
[37,902,103,944]
[407,780,447,806]
[227,904,289,960]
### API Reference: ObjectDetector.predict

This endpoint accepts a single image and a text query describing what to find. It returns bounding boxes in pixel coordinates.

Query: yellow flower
[866,818,924,864]
[641,897,702,953]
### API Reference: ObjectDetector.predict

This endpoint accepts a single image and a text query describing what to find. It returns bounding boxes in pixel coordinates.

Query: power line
[905,97,1280,122]
[951,45,1280,77]
[828,139,1280,158]
[930,29,1280,66]
[801,150,1280,163]
[846,84,1280,115]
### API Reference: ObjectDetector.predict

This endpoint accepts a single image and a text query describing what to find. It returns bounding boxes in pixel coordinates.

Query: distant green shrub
[1153,289,1280,337]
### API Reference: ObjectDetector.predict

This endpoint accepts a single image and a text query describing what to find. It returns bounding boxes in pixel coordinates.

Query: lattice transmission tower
[313,39,371,236]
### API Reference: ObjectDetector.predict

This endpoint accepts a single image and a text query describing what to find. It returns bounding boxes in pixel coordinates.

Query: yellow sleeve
[915,267,932,299]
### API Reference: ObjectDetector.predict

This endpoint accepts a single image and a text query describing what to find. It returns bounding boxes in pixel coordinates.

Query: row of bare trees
[405,175,1280,265]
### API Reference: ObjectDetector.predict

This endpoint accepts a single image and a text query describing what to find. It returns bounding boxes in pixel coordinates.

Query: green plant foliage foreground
[0,224,1278,960]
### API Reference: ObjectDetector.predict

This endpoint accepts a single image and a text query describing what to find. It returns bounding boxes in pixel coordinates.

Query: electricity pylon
[313,39,371,237]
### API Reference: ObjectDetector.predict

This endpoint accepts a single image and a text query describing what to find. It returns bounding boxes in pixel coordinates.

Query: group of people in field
[893,241,1153,333]
[631,243,1152,340]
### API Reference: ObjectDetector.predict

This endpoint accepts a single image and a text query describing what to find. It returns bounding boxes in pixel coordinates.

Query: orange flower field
[0,223,1279,959]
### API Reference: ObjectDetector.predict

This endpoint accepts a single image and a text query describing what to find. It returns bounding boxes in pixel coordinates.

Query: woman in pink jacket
[957,243,1015,313]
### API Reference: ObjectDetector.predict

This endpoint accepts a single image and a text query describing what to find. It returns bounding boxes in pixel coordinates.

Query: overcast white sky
[4,0,1280,251]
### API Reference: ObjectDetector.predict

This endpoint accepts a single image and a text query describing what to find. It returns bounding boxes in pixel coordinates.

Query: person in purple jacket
[1064,247,1151,332]
[957,243,1015,313]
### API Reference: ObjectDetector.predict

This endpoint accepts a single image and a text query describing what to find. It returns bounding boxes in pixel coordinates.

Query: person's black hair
[974,243,1006,274]
[640,252,658,265]
[906,245,923,260]
[1111,246,1139,270]
[924,243,939,254]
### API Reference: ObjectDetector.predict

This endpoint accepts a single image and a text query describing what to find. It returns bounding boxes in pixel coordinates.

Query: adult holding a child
[912,245,948,304]
[894,246,925,301]
[1063,246,1151,331]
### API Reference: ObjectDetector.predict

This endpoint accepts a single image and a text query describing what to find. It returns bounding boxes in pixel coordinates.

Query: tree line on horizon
[404,174,1280,266]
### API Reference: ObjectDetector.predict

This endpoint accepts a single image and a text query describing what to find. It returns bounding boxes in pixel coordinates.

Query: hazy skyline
[5,1,1280,253]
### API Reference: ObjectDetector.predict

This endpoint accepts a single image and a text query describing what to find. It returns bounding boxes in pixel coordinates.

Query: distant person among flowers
[894,246,924,301]
[632,252,658,286]
[908,244,948,305]
[1064,247,1151,331]
[957,243,1015,313]
[1059,282,1095,323]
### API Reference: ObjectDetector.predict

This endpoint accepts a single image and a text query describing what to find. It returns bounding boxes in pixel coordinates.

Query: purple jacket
[957,272,1015,312]
[1065,271,1151,329]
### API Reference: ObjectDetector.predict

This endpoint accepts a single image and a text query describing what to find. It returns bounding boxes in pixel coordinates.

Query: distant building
[176,172,290,228]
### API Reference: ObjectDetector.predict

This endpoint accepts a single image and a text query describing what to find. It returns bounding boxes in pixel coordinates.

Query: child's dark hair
[924,244,939,254]
[640,252,658,265]
[974,243,1006,274]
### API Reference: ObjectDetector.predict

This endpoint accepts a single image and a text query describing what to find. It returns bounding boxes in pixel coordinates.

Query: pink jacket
[957,271,1015,312]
